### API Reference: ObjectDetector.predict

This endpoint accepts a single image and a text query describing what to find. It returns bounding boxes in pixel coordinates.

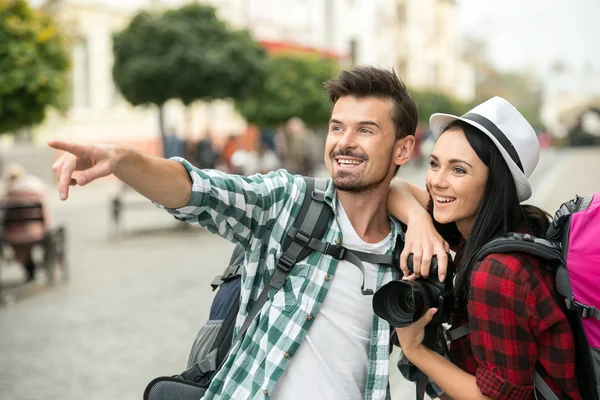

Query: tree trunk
[184,105,193,139]
[203,101,213,136]
[158,104,167,156]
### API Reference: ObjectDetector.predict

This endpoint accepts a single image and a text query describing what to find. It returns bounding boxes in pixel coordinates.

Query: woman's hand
[401,210,450,281]
[395,308,438,359]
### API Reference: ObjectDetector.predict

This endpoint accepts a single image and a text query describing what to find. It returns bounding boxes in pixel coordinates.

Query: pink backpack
[474,193,600,399]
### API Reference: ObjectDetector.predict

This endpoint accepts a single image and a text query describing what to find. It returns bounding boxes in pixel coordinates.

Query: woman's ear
[393,135,415,167]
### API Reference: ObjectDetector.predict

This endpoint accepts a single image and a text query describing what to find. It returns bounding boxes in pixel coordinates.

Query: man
[50,66,445,399]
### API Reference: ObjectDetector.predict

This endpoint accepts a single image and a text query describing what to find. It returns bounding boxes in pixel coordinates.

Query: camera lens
[372,280,430,327]
[399,289,415,313]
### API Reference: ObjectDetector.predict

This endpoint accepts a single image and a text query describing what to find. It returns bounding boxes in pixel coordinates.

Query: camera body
[372,253,455,328]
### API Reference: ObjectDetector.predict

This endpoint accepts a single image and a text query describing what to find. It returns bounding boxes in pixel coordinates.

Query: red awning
[260,40,347,60]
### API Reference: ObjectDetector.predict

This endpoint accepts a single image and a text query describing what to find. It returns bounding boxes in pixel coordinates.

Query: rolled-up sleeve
[155,158,303,248]
[467,255,537,400]
[475,365,533,399]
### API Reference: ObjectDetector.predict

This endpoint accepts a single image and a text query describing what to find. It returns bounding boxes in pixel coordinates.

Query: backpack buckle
[565,298,592,318]
[324,243,346,260]
[522,233,534,242]
[292,229,311,247]
[277,253,296,272]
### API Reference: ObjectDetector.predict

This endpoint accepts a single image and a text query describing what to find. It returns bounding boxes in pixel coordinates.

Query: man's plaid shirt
[159,159,403,400]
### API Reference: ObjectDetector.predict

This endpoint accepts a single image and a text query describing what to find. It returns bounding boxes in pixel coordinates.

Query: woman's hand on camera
[396,308,438,358]
[401,211,449,281]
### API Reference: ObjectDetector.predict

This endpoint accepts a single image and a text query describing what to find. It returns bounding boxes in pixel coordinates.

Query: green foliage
[112,3,268,136]
[411,89,469,124]
[474,71,544,131]
[0,0,70,134]
[236,53,338,129]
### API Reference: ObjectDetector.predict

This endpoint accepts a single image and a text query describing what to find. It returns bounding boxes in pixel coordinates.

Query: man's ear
[393,135,415,167]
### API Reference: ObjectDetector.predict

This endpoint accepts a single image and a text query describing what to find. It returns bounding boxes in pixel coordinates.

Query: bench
[109,183,186,237]
[0,202,68,301]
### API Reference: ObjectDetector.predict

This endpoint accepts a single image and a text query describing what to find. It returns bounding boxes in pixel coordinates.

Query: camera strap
[415,325,440,400]
[289,237,401,295]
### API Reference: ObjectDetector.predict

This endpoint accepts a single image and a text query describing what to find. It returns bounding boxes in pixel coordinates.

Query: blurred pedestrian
[163,126,185,159]
[277,117,319,176]
[1,164,53,282]
[231,137,280,176]
[195,130,219,169]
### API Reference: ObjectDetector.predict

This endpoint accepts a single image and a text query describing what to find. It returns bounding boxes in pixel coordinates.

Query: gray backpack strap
[444,323,470,342]
[474,233,563,265]
[214,176,333,372]
[534,370,559,400]
[270,177,331,289]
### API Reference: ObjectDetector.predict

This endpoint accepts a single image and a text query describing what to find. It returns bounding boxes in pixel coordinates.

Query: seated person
[1,164,53,282]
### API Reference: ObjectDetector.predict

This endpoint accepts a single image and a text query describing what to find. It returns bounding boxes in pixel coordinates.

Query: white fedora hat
[429,96,540,202]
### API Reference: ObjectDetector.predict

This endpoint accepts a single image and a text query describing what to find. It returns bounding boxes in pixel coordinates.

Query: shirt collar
[324,179,405,249]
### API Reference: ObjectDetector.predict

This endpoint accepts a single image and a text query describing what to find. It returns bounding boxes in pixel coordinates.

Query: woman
[387,97,581,399]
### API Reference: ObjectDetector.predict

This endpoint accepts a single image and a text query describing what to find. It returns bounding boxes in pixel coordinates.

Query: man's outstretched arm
[49,141,191,208]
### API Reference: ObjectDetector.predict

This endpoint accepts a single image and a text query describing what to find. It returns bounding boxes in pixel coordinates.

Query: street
[1,147,599,400]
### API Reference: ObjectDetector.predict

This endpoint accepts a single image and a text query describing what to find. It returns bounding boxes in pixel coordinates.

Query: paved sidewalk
[1,147,598,400]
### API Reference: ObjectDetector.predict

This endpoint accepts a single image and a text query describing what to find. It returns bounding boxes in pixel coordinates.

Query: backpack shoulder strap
[474,233,563,264]
[181,177,333,380]
[194,177,333,381]
[271,176,332,289]
[230,177,332,346]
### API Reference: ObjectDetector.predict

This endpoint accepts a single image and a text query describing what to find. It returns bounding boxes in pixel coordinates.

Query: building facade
[541,64,600,138]
[27,0,473,152]
[394,0,475,102]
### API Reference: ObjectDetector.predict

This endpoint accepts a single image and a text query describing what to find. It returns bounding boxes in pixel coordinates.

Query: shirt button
[335,238,341,245]
[283,351,290,358]
[306,313,313,320]
[263,389,269,395]
[324,274,331,281]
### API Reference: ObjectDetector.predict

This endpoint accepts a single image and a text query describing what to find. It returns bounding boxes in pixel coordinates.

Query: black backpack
[144,177,402,400]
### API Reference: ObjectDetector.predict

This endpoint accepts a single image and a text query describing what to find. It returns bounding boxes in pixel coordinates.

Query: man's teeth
[436,195,456,203]
[338,159,363,166]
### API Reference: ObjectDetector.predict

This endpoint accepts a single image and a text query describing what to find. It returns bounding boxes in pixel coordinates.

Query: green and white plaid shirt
[161,158,403,400]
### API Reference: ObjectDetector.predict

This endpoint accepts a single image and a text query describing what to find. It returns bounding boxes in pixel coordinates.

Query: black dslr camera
[372,254,455,327]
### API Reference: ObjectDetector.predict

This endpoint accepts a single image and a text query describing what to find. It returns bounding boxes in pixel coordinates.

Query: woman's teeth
[436,195,456,203]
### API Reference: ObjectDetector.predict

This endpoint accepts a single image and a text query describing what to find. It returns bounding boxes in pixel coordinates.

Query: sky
[456,0,600,79]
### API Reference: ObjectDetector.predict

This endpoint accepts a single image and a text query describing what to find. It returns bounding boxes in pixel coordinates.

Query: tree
[0,0,70,134]
[410,89,469,125]
[112,4,267,142]
[236,53,339,129]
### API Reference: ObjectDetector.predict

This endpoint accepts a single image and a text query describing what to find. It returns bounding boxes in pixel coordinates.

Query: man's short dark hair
[324,66,418,140]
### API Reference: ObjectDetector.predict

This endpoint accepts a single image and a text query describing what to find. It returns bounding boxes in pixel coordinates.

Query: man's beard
[332,149,394,193]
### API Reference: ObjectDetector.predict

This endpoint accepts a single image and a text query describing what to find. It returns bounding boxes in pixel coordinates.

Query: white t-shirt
[271,202,392,400]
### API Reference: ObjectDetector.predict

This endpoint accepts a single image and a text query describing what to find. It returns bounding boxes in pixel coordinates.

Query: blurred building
[394,0,475,103]
[541,63,600,139]
[30,0,250,155]
[27,0,474,152]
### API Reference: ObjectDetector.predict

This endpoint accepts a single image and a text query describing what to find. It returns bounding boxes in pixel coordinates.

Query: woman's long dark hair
[433,121,550,304]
